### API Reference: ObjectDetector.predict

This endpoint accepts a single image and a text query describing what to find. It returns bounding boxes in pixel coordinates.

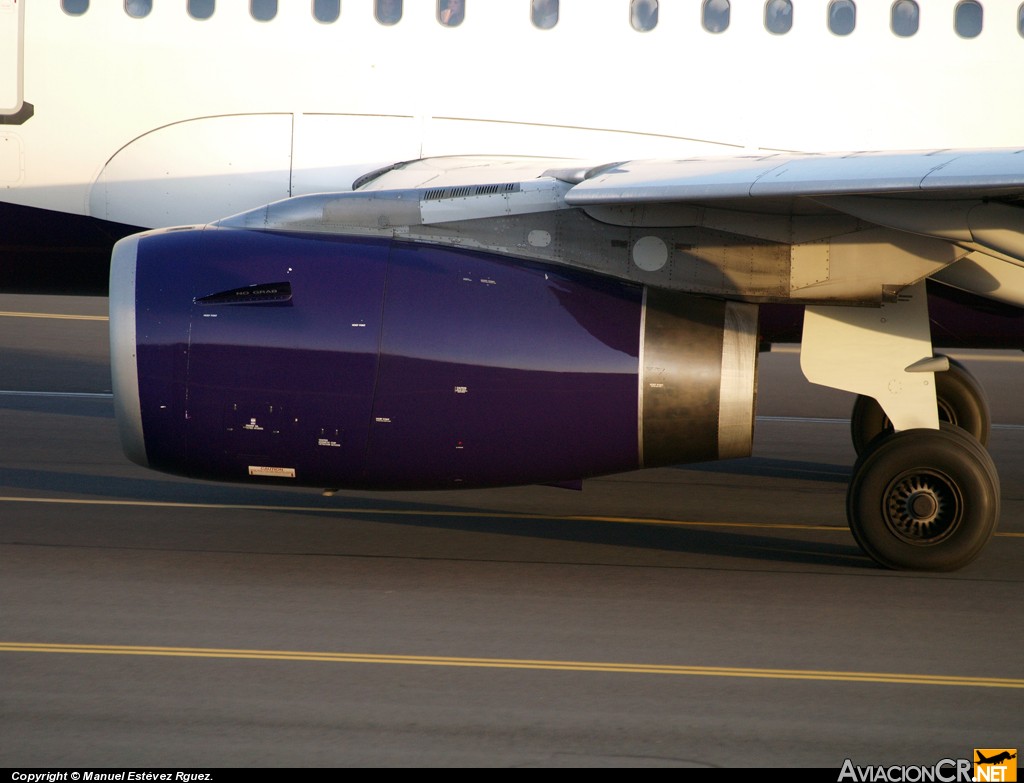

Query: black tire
[846,426,1000,571]
[850,358,991,455]
[850,395,889,457]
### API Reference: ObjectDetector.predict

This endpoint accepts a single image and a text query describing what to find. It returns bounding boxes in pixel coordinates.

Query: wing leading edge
[564,148,1024,204]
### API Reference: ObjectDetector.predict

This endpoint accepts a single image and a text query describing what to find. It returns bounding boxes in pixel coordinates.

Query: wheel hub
[884,471,962,544]
[908,490,939,520]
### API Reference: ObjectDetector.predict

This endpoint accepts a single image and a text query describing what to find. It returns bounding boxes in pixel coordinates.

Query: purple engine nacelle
[110,227,758,490]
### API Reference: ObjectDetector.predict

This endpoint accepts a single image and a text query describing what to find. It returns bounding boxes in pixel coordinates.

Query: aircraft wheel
[850,358,990,455]
[846,426,999,571]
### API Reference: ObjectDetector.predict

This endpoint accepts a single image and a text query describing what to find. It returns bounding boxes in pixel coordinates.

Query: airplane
[976,752,1017,765]
[4,0,1024,572]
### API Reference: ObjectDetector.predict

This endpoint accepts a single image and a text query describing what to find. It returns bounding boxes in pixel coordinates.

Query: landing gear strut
[850,357,991,455]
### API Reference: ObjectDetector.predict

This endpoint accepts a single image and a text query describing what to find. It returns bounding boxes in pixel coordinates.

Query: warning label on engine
[248,465,296,478]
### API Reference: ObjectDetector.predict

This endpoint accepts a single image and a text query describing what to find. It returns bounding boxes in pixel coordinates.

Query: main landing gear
[799,283,1000,571]
[846,424,999,571]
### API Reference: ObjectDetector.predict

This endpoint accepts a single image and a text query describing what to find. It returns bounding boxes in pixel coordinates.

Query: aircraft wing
[214,149,1024,308]
[560,148,1024,308]
[564,148,1024,203]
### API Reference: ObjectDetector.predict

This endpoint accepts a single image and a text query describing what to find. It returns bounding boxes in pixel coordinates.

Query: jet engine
[110,227,758,490]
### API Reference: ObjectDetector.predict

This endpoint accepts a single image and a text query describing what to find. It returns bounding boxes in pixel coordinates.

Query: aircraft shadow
[0,465,872,570]
[681,456,852,483]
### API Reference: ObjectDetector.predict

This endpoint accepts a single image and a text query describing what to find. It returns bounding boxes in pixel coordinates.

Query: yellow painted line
[1,643,1021,688]
[0,495,845,532]
[1,495,1020,536]
[0,311,108,321]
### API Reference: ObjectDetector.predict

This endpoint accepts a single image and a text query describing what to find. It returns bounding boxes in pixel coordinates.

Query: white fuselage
[2,0,1023,227]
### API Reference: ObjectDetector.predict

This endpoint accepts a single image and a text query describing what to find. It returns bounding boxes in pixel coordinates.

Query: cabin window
[438,0,465,26]
[125,0,152,18]
[376,0,402,25]
[702,0,730,33]
[532,0,558,29]
[765,0,793,34]
[1019,4,1024,37]
[313,0,340,23]
[251,0,277,21]
[61,0,89,15]
[631,0,658,31]
[954,1,983,37]
[891,0,919,36]
[188,0,215,20]
[828,0,856,35]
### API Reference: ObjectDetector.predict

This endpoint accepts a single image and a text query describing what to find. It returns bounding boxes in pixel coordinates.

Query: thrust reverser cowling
[110,227,758,490]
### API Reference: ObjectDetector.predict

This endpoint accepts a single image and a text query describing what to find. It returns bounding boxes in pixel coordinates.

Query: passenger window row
[60,0,1006,40]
